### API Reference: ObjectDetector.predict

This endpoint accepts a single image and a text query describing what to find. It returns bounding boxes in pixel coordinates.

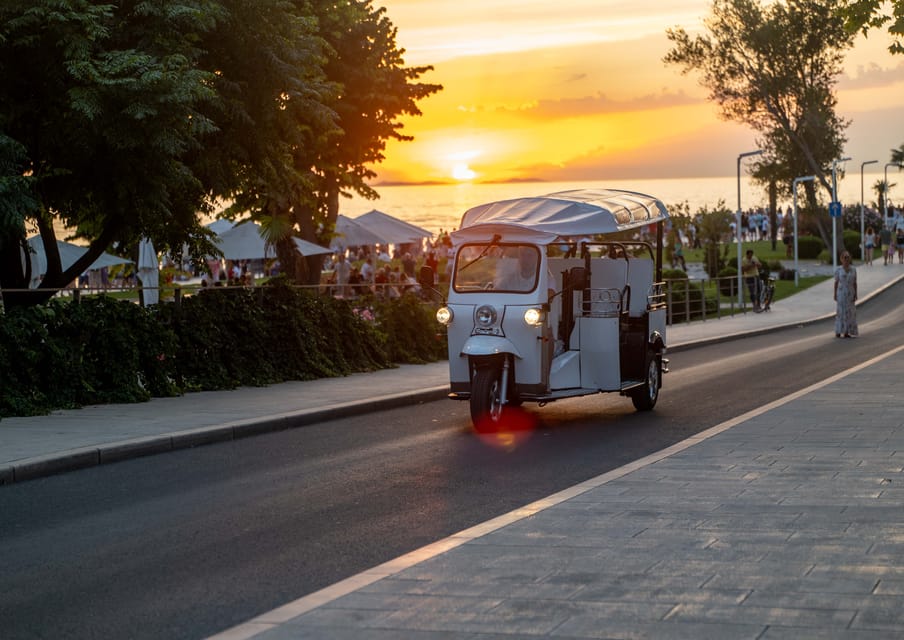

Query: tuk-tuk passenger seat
[625,258,654,317]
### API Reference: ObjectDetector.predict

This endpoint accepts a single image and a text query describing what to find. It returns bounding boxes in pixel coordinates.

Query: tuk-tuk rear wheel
[631,351,661,411]
[470,366,505,427]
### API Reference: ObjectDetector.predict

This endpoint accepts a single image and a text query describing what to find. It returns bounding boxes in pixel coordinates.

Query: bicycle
[759,274,775,312]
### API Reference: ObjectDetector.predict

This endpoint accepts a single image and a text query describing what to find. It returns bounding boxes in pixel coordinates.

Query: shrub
[664,276,717,323]
[718,266,738,297]
[797,235,824,259]
[0,284,443,417]
[843,229,861,258]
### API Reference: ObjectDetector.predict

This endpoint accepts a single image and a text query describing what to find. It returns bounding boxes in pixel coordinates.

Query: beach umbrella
[331,214,388,249]
[214,221,273,260]
[205,219,235,235]
[353,209,433,244]
[137,238,159,305]
[292,237,332,257]
[214,220,332,260]
[26,236,132,288]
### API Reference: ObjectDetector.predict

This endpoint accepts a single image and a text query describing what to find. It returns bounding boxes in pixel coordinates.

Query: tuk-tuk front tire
[470,366,505,428]
[631,351,661,411]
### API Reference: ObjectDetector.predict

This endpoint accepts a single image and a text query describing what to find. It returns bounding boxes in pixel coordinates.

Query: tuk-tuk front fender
[460,335,522,359]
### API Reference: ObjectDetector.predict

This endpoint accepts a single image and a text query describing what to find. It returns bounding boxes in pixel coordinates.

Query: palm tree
[874,180,897,213]
[892,143,904,166]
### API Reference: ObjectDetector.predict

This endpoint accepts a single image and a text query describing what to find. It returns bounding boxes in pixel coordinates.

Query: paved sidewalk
[212,348,904,639]
[2,262,903,483]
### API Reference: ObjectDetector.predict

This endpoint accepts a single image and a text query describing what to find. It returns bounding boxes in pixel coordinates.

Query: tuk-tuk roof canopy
[454,188,669,245]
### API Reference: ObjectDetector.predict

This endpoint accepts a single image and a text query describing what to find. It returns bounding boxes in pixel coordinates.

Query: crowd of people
[324,230,456,300]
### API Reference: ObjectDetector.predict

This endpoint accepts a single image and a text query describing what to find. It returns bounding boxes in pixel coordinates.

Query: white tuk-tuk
[430,188,670,430]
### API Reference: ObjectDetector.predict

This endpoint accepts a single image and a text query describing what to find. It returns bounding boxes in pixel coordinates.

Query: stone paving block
[365,598,575,636]
[807,563,904,580]
[705,573,880,595]
[253,625,493,640]
[743,591,903,615]
[851,603,904,631]
[362,574,586,601]
[874,578,904,595]
[573,582,751,607]
[664,602,856,628]
[551,618,766,639]
[760,625,904,639]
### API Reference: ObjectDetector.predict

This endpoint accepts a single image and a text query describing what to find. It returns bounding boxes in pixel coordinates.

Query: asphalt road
[1,282,901,640]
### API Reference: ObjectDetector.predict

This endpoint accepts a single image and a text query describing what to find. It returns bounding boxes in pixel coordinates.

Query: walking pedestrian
[864,226,875,266]
[834,251,857,338]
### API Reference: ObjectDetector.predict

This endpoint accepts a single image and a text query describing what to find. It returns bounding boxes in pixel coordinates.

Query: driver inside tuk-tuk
[491,245,557,303]
[492,245,539,292]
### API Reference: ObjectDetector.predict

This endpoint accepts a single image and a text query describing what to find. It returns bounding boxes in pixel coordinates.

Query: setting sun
[452,162,477,181]
[374,0,904,184]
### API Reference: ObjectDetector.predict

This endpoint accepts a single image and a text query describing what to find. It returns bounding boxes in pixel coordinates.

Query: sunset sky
[373,0,904,184]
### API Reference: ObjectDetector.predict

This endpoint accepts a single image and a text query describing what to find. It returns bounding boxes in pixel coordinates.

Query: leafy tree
[664,0,856,252]
[191,0,338,283]
[0,0,442,307]
[285,0,442,284]
[841,0,904,54]
[0,0,223,307]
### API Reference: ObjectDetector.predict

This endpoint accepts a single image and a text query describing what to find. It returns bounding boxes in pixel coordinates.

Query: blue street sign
[829,201,842,218]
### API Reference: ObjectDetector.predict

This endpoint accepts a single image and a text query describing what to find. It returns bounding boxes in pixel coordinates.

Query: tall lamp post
[831,156,851,271]
[737,149,763,307]
[793,175,815,287]
[861,160,878,264]
[885,162,904,222]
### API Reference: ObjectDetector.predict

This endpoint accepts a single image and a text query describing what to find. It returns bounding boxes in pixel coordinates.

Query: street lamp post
[861,160,878,264]
[737,149,763,307]
[793,175,815,287]
[885,162,904,222]
[831,157,851,271]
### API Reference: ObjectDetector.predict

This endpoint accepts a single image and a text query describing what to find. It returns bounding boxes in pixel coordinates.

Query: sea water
[341,174,888,236]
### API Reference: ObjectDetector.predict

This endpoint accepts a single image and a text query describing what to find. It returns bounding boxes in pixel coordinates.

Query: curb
[1,386,449,485]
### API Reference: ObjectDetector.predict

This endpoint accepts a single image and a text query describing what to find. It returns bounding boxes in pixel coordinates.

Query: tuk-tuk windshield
[453,243,540,293]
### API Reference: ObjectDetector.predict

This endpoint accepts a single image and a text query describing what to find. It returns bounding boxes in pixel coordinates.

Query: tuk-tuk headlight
[475,305,497,328]
[523,308,544,327]
[436,306,453,325]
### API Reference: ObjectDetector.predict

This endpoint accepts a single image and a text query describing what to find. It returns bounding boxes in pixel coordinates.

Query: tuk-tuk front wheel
[470,366,505,428]
[631,352,661,411]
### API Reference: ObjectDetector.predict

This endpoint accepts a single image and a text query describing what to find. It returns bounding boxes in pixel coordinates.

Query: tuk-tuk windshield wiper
[457,235,501,273]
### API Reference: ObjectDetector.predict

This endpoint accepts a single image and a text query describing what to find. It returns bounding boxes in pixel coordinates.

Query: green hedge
[797,235,824,259]
[0,284,445,417]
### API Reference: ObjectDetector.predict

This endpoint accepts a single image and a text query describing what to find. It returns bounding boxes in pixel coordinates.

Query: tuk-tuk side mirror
[569,266,587,290]
[418,265,435,289]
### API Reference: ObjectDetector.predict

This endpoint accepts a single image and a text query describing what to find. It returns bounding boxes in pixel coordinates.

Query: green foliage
[373,294,447,363]
[665,0,851,215]
[0,297,179,415]
[663,274,717,323]
[798,235,825,259]
[718,266,738,297]
[662,269,689,281]
[694,200,733,278]
[0,0,441,300]
[843,229,862,258]
[0,286,447,417]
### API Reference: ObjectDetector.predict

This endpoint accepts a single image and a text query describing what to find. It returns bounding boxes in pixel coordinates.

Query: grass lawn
[683,239,799,264]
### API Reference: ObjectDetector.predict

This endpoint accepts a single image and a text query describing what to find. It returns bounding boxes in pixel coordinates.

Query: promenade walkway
[3,261,904,639]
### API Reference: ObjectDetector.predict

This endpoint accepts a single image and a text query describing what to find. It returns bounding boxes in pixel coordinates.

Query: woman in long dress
[834,251,858,338]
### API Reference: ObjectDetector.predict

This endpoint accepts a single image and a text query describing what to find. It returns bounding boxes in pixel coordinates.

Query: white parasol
[137,237,159,305]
